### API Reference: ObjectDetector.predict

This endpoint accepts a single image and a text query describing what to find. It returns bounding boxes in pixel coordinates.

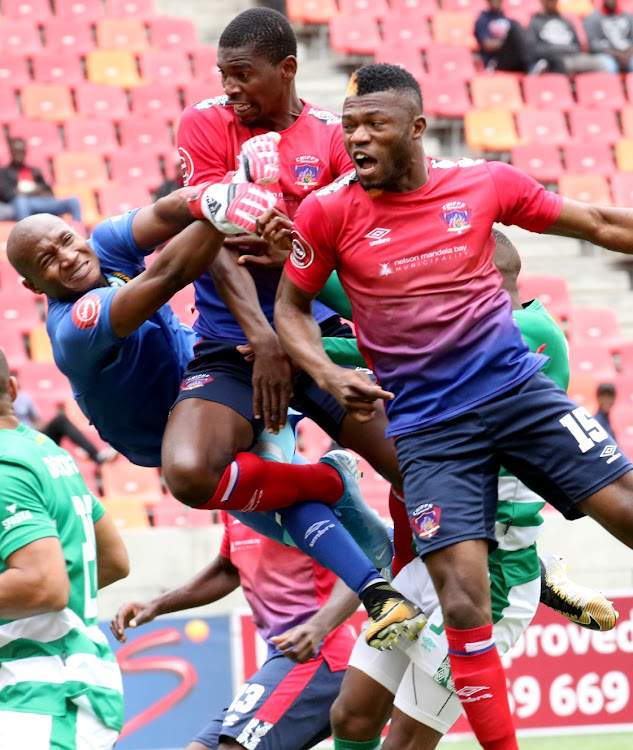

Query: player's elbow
[31,576,70,613]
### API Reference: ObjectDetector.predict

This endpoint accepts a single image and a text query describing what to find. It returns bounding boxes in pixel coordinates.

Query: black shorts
[173,316,352,443]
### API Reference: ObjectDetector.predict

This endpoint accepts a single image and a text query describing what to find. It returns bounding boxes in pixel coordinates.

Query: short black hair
[597,382,616,395]
[350,63,423,110]
[219,8,297,65]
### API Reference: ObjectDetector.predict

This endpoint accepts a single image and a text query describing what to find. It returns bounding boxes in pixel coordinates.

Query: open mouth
[232,102,252,117]
[69,261,89,282]
[354,153,378,176]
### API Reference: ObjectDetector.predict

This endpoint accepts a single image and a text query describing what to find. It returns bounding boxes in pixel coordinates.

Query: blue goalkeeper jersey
[46,211,197,467]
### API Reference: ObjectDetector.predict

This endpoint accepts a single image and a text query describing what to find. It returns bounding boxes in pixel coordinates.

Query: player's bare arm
[545,198,633,253]
[110,554,239,643]
[270,578,359,663]
[94,512,129,589]
[275,274,393,421]
[0,537,70,619]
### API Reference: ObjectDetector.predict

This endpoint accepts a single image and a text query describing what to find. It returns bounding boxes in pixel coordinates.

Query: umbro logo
[365,227,390,240]
[456,685,493,703]
[601,444,621,464]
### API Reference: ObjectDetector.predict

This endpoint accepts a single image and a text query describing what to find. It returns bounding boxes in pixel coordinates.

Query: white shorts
[0,699,119,750]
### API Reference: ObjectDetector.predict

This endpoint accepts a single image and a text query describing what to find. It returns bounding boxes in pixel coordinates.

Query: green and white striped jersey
[0,424,123,731]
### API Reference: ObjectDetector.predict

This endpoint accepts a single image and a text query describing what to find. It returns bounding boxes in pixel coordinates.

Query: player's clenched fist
[185,182,278,234]
[235,132,281,185]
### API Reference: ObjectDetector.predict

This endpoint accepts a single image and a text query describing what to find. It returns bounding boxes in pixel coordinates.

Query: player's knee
[330,696,382,740]
[162,453,225,508]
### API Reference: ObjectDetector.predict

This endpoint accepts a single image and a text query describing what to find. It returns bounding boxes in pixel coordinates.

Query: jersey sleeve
[219,512,231,560]
[488,161,563,233]
[285,193,339,294]
[177,104,232,185]
[0,461,58,560]
[90,210,146,269]
[52,287,120,374]
[91,493,105,524]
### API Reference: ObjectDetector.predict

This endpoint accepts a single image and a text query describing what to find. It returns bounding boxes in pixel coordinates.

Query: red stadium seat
[31,51,85,87]
[424,43,478,81]
[2,0,52,19]
[574,72,626,109]
[430,11,478,50]
[515,109,570,147]
[421,78,471,118]
[567,372,600,412]
[510,143,562,184]
[17,361,73,407]
[521,74,575,111]
[381,11,432,50]
[104,0,155,19]
[95,17,150,53]
[464,108,520,151]
[21,84,76,122]
[152,493,189,527]
[566,306,623,350]
[0,293,42,334]
[7,119,63,164]
[504,0,540,25]
[470,74,524,111]
[63,119,120,158]
[286,0,338,24]
[74,82,130,122]
[329,15,382,56]
[97,184,153,217]
[620,106,633,139]
[441,0,485,9]
[2,328,29,369]
[558,173,612,206]
[338,0,390,20]
[609,171,633,207]
[0,89,21,126]
[609,405,633,444]
[53,151,110,189]
[0,20,43,55]
[42,18,96,56]
[129,83,183,123]
[146,17,200,53]
[568,106,622,145]
[55,0,105,23]
[617,341,633,376]
[0,54,32,91]
[101,457,163,508]
[181,81,224,107]
[517,273,572,321]
[390,0,437,15]
[118,117,174,158]
[189,46,219,82]
[108,149,163,191]
[374,42,425,80]
[568,343,617,379]
[562,142,615,177]
[138,50,194,87]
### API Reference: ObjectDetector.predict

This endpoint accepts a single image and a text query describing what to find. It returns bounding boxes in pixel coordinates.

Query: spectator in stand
[584,0,633,73]
[0,137,83,224]
[11,370,117,465]
[594,381,617,439]
[474,0,534,73]
[527,0,609,74]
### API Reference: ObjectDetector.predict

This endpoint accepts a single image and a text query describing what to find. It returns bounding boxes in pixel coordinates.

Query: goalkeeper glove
[234,132,281,185]
[185,182,277,234]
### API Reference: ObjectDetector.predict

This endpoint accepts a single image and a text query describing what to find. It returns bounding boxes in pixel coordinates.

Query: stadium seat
[101,496,151,530]
[41,18,96,56]
[566,306,623,350]
[21,84,76,122]
[168,286,197,328]
[296,419,332,462]
[181,81,223,107]
[329,14,382,56]
[441,0,485,9]
[0,20,44,55]
[568,342,617,379]
[338,0,390,20]
[86,50,146,88]
[129,83,183,123]
[521,73,575,111]
[31,51,86,87]
[74,82,130,121]
[609,405,633,444]
[614,374,633,411]
[617,341,633,376]
[63,119,120,158]
[286,0,338,24]
[568,106,622,144]
[53,184,101,230]
[97,184,153,217]
[95,18,150,53]
[105,0,155,19]
[424,43,478,81]
[381,11,432,50]
[54,0,105,23]
[0,54,32,91]
[374,42,425,80]
[152,493,189,527]
[390,0,438,15]
[0,294,42,335]
[558,0,595,15]
[0,90,21,126]
[17,361,73,407]
[101,458,163,507]
[464,108,520,151]
[515,109,570,147]
[118,117,175,158]
[146,17,200,53]
[562,142,616,177]
[189,46,219,82]
[28,324,55,363]
[510,143,562,184]
[610,171,633,207]
[430,12,478,50]
[517,273,572,321]
[138,50,194,87]
[574,72,627,109]
[421,78,471,118]
[470,74,524,111]
[2,0,52,19]
[0,223,17,262]
[108,149,163,191]
[615,139,633,172]
[558,174,612,206]
[53,151,109,189]
[567,372,600,413]
[2,328,29,370]
[504,0,541,25]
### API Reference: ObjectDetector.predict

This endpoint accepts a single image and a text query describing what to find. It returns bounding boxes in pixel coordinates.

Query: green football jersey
[0,424,123,730]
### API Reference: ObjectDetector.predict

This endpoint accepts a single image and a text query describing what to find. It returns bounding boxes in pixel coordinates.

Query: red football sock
[388,487,416,576]
[445,624,518,750]
[197,452,344,512]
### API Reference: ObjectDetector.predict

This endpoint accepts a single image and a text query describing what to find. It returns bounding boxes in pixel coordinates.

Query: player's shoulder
[182,94,231,120]
[313,169,359,201]
[303,102,343,127]
[430,156,488,174]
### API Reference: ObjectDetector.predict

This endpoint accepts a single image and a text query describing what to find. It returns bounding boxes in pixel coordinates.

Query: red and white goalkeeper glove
[234,132,281,185]
[185,182,277,234]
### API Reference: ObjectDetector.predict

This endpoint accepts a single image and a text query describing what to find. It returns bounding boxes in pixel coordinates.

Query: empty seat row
[0,0,156,22]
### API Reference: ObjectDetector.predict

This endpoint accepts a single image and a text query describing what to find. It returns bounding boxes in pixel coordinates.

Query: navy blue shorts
[173,316,351,442]
[395,371,633,557]
[191,652,344,750]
